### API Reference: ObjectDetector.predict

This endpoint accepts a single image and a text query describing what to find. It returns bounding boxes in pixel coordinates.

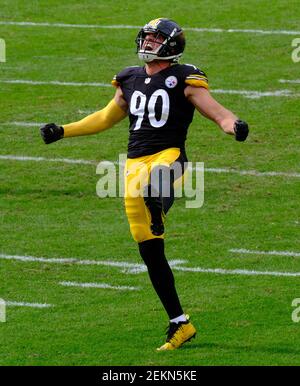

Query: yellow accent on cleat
[156,320,197,351]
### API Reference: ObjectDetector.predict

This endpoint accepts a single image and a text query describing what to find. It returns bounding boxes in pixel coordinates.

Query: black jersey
[113,64,208,158]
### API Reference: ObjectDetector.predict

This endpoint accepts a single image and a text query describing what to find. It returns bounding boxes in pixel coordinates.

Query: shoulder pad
[182,64,209,90]
[111,66,141,87]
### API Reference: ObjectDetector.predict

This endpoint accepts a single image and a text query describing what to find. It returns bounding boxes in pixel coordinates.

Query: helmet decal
[147,18,163,28]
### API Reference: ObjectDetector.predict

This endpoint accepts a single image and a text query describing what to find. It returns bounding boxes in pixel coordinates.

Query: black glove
[40,123,64,144]
[234,120,249,142]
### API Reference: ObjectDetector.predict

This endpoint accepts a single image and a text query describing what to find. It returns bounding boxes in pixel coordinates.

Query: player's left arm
[185,85,249,141]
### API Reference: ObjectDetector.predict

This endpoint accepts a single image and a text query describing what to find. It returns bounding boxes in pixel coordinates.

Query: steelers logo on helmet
[135,18,185,63]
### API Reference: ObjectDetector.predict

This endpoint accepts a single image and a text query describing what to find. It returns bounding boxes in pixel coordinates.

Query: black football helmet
[135,18,185,63]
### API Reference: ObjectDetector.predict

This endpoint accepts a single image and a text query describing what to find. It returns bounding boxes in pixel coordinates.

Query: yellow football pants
[124,147,186,243]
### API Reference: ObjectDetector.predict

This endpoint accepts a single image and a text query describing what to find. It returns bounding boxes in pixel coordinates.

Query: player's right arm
[40,87,128,144]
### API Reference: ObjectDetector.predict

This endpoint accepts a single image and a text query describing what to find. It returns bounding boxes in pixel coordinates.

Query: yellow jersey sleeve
[63,99,127,137]
[185,73,209,89]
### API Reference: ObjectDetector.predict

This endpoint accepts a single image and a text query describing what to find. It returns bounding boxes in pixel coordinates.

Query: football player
[40,18,249,351]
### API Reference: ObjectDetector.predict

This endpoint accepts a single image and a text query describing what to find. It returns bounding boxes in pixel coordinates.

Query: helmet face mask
[136,18,185,63]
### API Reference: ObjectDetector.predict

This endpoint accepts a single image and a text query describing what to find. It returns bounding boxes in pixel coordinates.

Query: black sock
[138,238,184,319]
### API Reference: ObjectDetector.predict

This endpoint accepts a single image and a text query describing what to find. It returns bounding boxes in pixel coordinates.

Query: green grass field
[0,0,299,366]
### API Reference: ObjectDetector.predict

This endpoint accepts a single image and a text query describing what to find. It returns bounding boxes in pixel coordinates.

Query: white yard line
[0,155,96,165]
[0,154,299,178]
[185,27,300,36]
[279,79,300,84]
[212,88,300,99]
[2,121,45,127]
[0,21,299,36]
[202,167,300,178]
[0,253,146,273]
[59,281,139,291]
[230,248,300,257]
[0,79,111,87]
[5,300,52,308]
[1,253,300,278]
[173,266,300,277]
[78,109,97,115]
[1,79,299,99]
